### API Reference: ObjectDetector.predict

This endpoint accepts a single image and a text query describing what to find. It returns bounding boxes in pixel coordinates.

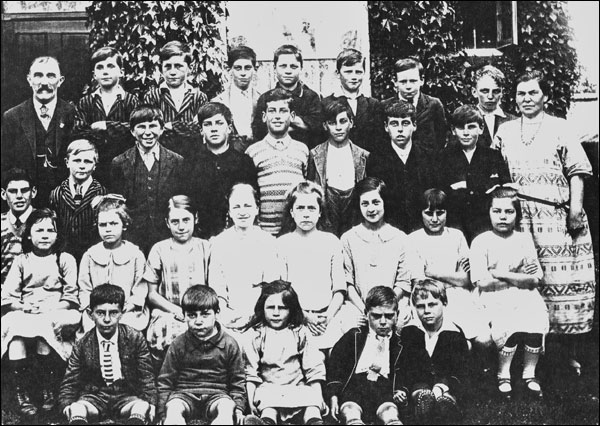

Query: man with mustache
[1,56,75,208]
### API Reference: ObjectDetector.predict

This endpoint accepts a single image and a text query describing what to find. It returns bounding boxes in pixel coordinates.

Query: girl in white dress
[470,186,548,399]
[79,195,148,332]
[276,181,346,350]
[409,188,490,345]
[242,280,326,425]
[209,183,278,331]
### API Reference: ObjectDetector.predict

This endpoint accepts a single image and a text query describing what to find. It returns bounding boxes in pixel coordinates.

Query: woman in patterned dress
[494,70,596,375]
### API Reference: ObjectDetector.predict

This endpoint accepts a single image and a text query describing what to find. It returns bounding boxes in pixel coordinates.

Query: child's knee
[340,401,363,422]
[165,398,188,416]
[376,401,400,423]
[212,397,235,415]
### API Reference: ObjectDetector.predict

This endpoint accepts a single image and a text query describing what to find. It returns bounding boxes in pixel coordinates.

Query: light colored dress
[409,227,488,340]
[78,240,148,331]
[243,325,325,417]
[1,253,81,360]
[209,226,278,330]
[341,223,412,328]
[470,230,549,347]
[277,230,346,348]
[144,237,210,351]
[495,114,596,334]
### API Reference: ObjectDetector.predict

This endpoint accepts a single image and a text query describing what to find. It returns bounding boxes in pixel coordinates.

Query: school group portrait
[0,1,598,425]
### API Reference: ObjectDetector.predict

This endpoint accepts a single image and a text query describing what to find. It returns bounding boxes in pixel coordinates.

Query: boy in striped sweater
[49,139,107,262]
[245,89,308,235]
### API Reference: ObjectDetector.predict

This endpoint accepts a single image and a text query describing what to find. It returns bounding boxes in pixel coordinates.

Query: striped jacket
[49,178,107,261]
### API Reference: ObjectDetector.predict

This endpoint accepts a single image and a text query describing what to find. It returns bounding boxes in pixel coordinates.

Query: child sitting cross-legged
[58,284,156,425]
[401,279,469,423]
[157,285,246,425]
[242,280,327,425]
[327,286,407,426]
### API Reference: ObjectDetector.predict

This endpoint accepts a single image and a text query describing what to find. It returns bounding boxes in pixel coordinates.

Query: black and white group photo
[1,1,598,425]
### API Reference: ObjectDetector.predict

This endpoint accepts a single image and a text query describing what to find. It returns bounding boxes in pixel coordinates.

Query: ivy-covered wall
[86,1,226,99]
[368,1,579,118]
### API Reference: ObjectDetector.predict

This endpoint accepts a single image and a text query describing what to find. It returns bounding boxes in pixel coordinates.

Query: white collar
[33,97,57,117]
[92,85,126,98]
[399,92,419,108]
[390,140,412,160]
[137,143,161,160]
[477,105,506,118]
[69,176,93,196]
[230,84,251,97]
[96,327,119,346]
[265,134,291,150]
[412,317,460,335]
[332,85,361,100]
[159,81,191,93]
[8,206,33,226]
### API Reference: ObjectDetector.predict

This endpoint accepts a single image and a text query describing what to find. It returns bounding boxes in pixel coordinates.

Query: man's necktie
[101,340,114,385]
[74,185,83,206]
[14,217,22,229]
[40,104,49,119]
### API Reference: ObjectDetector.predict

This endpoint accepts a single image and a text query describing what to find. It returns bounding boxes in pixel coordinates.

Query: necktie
[74,184,83,206]
[101,340,114,385]
[14,217,22,229]
[367,336,387,381]
[40,104,49,119]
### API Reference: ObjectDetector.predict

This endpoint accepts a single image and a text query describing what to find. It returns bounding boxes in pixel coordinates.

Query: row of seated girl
[1,177,548,421]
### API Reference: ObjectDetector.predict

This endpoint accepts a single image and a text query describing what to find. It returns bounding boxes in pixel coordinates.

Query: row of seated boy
[53,279,465,426]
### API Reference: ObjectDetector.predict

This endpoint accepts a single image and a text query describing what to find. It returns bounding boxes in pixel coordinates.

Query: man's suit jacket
[1,98,75,204]
[58,324,157,411]
[382,93,447,153]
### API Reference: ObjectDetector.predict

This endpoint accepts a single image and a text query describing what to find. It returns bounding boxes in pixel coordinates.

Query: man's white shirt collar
[69,176,93,197]
[92,85,126,99]
[391,140,412,163]
[8,206,33,226]
[33,98,57,119]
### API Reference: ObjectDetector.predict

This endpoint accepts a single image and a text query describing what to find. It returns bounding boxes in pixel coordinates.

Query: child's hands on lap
[330,396,339,420]
[393,390,407,405]
[91,121,107,130]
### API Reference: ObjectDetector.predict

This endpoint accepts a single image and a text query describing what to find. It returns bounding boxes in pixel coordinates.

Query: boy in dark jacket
[327,286,410,425]
[58,284,156,425]
[157,285,246,424]
[402,279,469,422]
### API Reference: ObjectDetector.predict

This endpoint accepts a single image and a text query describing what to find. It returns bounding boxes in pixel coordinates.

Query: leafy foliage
[86,1,227,99]
[368,1,579,118]
[493,1,579,117]
[368,1,470,114]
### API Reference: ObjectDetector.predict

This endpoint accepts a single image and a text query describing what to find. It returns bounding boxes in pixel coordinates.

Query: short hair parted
[166,194,198,219]
[384,100,416,123]
[228,45,257,68]
[66,139,99,163]
[181,285,220,314]
[365,285,398,312]
[21,208,64,255]
[394,57,424,78]
[130,104,165,128]
[419,188,448,212]
[197,102,233,126]
[516,69,551,96]
[159,40,192,65]
[2,167,33,189]
[322,98,354,123]
[411,279,448,306]
[28,56,61,76]
[264,87,295,110]
[228,183,260,209]
[273,44,303,67]
[451,104,484,128]
[488,186,522,227]
[336,48,365,71]
[474,64,506,87]
[243,280,305,331]
[94,195,132,228]
[91,46,123,69]
[89,283,126,311]
[279,181,325,236]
